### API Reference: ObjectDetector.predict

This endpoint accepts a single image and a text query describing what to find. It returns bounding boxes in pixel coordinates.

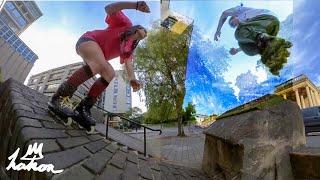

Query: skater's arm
[215,8,237,40]
[125,60,141,92]
[229,47,242,55]
[105,1,150,15]
[125,60,136,81]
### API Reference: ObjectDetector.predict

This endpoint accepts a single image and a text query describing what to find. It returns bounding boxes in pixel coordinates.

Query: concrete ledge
[203,95,306,179]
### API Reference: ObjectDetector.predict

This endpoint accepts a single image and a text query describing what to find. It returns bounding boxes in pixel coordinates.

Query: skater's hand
[136,1,150,13]
[130,79,141,92]
[229,48,239,55]
[214,31,221,41]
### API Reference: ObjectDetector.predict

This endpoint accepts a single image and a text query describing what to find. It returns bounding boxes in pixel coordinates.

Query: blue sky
[20,0,319,115]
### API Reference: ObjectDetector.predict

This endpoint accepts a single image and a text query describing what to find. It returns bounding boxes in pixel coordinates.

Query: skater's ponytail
[120,25,147,51]
[261,38,292,76]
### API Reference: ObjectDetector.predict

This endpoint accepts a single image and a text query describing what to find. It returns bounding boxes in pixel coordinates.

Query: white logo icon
[6,143,63,174]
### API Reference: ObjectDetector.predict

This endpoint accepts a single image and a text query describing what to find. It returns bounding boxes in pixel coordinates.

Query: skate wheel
[65,117,73,126]
[86,126,95,134]
[78,123,84,129]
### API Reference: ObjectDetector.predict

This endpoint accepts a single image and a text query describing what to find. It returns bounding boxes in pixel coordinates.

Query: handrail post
[144,127,146,157]
[106,115,109,139]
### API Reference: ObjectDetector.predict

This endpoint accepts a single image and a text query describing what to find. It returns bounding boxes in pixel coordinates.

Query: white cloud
[20,25,81,82]
[252,66,268,83]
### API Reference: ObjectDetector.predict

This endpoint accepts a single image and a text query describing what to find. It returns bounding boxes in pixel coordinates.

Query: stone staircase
[0,79,212,180]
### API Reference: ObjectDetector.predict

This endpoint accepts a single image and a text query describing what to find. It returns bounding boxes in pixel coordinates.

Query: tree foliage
[135,25,192,136]
[182,102,196,123]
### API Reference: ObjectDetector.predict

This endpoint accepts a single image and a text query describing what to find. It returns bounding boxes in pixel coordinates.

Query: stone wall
[202,96,306,179]
[0,79,211,180]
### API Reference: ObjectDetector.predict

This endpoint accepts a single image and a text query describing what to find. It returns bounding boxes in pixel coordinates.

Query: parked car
[301,106,320,134]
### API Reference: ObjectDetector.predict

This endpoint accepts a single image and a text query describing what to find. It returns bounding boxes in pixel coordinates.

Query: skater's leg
[66,64,94,88]
[87,77,110,99]
[75,77,110,132]
[77,40,115,82]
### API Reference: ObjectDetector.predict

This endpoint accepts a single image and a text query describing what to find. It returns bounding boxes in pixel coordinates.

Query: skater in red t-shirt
[48,1,150,133]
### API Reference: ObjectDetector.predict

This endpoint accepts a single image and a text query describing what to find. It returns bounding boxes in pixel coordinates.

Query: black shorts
[75,37,95,53]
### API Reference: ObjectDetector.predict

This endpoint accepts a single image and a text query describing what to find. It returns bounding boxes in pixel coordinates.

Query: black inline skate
[48,82,77,126]
[73,96,96,134]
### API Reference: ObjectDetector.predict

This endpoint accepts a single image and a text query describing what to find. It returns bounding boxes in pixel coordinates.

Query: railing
[94,106,162,157]
[274,74,307,92]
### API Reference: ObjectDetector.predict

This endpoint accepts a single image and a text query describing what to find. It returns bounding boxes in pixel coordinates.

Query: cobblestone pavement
[121,126,206,169]
[0,79,215,180]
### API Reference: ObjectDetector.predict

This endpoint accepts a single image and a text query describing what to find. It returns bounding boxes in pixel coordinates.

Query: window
[45,84,59,90]
[31,78,37,83]
[49,73,61,80]
[126,98,131,104]
[27,52,33,61]
[22,48,30,57]
[24,1,42,18]
[12,39,22,49]
[17,44,26,53]
[126,85,131,97]
[0,25,9,36]
[4,1,15,10]
[161,16,178,29]
[7,22,18,32]
[5,2,27,28]
[3,29,13,41]
[7,35,17,45]
[0,12,12,27]
[39,76,45,82]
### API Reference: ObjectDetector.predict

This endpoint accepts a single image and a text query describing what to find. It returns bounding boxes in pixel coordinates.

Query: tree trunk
[176,95,185,137]
[177,112,185,136]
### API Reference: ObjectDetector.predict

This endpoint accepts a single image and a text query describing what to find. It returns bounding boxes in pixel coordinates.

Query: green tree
[135,25,192,136]
[183,102,196,123]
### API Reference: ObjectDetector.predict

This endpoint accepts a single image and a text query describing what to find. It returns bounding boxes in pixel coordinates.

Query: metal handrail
[94,105,162,156]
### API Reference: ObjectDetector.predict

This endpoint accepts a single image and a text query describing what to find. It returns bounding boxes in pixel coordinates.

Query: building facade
[27,62,105,108]
[275,75,320,109]
[161,0,194,34]
[0,1,42,83]
[1,1,42,35]
[0,18,38,82]
[103,70,132,114]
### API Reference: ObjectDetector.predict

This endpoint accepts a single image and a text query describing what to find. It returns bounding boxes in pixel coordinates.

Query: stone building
[275,74,320,109]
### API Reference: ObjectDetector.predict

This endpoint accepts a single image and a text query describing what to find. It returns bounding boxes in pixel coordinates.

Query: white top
[231,6,276,23]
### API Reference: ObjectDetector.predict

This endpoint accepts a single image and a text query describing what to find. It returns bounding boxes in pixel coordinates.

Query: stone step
[290,146,320,179]
[0,79,213,179]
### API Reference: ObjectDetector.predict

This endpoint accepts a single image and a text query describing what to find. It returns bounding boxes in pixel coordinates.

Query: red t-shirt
[81,11,134,64]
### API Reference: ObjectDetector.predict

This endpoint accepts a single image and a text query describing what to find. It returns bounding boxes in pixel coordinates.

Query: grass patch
[217,94,285,120]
